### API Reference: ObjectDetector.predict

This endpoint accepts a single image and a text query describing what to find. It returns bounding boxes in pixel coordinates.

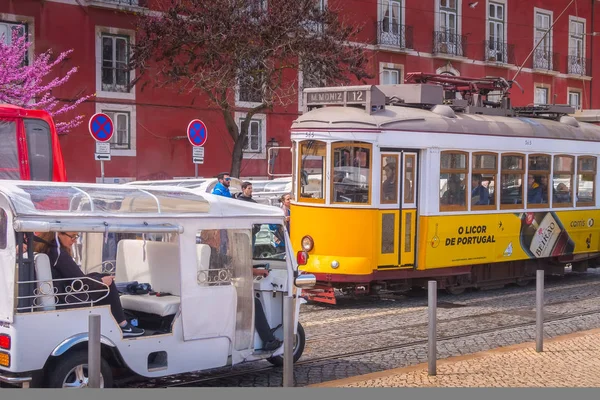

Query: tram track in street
[123,296,600,388]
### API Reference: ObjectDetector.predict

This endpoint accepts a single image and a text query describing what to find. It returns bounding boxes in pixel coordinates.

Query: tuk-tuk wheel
[267,322,305,366]
[46,350,113,388]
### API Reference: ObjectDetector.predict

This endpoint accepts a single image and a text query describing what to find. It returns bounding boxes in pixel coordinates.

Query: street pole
[536,269,544,352]
[428,280,437,376]
[100,160,105,183]
[195,164,198,178]
[282,294,294,387]
[88,314,101,388]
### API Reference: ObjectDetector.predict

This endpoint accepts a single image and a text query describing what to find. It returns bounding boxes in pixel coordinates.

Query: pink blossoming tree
[0,33,92,134]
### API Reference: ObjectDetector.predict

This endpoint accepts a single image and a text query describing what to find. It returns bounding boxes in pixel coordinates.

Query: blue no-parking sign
[187,119,208,147]
[89,113,114,142]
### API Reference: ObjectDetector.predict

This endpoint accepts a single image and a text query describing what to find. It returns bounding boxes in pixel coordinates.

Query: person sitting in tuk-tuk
[33,231,145,337]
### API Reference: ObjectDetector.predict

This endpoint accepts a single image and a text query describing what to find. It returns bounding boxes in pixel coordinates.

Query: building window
[568,19,586,75]
[534,87,548,105]
[0,20,26,45]
[577,156,596,206]
[487,2,507,62]
[237,57,263,105]
[298,60,327,111]
[101,34,130,93]
[568,91,581,110]
[534,10,553,69]
[236,112,267,159]
[379,0,408,48]
[103,111,130,150]
[439,151,468,212]
[435,0,463,57]
[381,68,401,84]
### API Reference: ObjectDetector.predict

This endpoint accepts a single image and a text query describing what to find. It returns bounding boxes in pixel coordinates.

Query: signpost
[89,113,114,183]
[187,119,208,178]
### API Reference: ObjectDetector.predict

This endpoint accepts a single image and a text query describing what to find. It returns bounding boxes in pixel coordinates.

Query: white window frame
[568,16,586,75]
[485,0,509,63]
[0,13,34,65]
[103,110,130,150]
[96,102,136,157]
[435,0,462,36]
[377,0,406,47]
[533,8,553,67]
[567,89,582,110]
[534,85,550,105]
[95,26,135,100]
[379,62,404,85]
[235,112,267,160]
[235,57,264,108]
[297,58,328,112]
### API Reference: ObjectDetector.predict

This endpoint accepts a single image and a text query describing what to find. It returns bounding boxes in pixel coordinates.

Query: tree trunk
[230,133,246,178]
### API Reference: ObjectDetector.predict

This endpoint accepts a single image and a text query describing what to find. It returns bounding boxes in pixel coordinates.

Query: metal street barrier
[88,314,101,388]
[428,280,437,376]
[536,269,544,352]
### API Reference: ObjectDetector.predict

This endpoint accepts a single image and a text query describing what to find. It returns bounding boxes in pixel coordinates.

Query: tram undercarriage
[302,255,600,305]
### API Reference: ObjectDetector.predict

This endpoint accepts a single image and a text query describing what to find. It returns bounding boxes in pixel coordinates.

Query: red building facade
[1,0,599,182]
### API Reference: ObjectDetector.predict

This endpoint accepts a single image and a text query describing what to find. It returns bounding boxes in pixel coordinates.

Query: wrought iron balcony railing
[567,55,591,76]
[433,31,467,57]
[376,21,413,50]
[533,48,559,71]
[484,40,515,64]
[88,0,146,7]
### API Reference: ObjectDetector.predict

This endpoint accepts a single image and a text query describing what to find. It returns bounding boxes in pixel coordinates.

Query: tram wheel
[445,286,466,295]
[515,278,532,287]
[267,323,306,367]
[46,350,113,388]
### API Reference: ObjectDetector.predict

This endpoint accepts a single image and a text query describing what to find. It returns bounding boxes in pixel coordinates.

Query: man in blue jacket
[212,172,232,198]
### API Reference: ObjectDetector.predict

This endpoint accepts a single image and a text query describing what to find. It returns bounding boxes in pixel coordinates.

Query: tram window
[381,155,398,204]
[527,154,550,207]
[252,224,287,260]
[299,140,326,202]
[0,209,6,249]
[553,155,574,206]
[404,155,415,203]
[332,143,371,204]
[577,157,596,206]
[24,119,53,182]
[0,120,20,180]
[471,153,496,210]
[500,154,524,208]
[439,151,467,211]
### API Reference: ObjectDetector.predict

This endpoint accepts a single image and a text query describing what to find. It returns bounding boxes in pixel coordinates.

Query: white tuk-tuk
[0,181,315,388]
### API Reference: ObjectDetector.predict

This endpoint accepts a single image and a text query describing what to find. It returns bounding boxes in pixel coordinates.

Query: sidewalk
[309,327,600,387]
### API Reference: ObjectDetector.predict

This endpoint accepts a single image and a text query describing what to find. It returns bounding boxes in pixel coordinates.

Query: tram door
[378,151,418,268]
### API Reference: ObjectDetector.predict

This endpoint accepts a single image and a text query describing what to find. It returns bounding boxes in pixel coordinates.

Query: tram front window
[299,140,326,201]
[332,143,371,204]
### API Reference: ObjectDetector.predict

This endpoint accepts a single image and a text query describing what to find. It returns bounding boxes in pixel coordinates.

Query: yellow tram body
[289,82,600,304]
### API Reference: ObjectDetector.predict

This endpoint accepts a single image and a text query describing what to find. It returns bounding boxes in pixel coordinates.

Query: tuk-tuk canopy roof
[0,181,284,219]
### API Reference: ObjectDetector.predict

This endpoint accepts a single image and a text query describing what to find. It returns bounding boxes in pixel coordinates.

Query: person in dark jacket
[236,181,257,203]
[33,231,144,337]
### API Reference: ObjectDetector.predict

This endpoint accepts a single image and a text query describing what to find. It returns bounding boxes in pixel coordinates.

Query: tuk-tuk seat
[33,252,57,311]
[116,240,182,317]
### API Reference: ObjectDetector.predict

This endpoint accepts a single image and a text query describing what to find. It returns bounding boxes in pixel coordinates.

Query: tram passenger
[212,172,232,198]
[441,174,465,206]
[382,162,397,201]
[471,174,490,205]
[554,183,571,203]
[33,232,145,337]
[540,176,549,203]
[280,193,291,232]
[527,175,542,204]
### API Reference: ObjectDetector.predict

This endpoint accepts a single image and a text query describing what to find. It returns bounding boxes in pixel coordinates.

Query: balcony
[532,48,559,72]
[483,40,515,64]
[433,31,467,58]
[376,21,413,50]
[567,55,591,76]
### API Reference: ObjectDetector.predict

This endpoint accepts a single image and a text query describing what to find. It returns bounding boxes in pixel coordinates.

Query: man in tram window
[441,174,465,206]
[554,182,571,203]
[527,175,542,204]
[540,176,549,203]
[471,174,490,205]
[382,161,397,201]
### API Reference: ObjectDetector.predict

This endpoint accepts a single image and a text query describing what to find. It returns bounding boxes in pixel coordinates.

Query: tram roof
[0,180,284,219]
[291,104,600,142]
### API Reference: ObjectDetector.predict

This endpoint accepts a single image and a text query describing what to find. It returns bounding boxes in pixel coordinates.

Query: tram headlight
[301,235,314,252]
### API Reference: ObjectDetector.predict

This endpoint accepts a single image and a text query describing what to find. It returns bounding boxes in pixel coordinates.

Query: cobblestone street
[124,268,600,388]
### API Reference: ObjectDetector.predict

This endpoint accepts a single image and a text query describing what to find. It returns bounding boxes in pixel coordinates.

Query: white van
[0,181,314,388]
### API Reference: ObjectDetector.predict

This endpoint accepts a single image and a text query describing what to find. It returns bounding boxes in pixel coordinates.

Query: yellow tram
[289,74,600,304]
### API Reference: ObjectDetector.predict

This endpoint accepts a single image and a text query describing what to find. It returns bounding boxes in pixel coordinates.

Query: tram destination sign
[306,90,368,105]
